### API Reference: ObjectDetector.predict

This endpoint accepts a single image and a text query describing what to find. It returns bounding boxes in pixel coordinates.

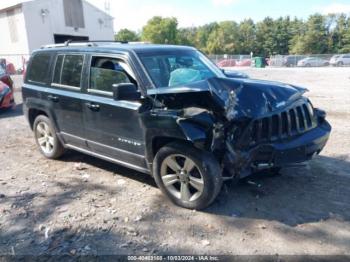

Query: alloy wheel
[160,154,204,202]
[36,122,54,154]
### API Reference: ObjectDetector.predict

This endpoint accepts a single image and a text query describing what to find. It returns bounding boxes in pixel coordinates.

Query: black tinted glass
[53,55,64,83]
[27,53,51,84]
[61,55,84,87]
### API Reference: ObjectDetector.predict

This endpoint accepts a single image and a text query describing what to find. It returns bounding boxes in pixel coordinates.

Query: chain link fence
[1,53,349,75]
[208,54,252,67]
[209,54,350,67]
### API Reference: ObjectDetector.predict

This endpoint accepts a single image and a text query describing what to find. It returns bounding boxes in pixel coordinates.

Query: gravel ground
[0,68,350,256]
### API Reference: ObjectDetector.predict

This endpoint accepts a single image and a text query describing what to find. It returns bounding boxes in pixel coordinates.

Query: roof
[37,43,197,55]
[0,0,30,11]
[0,0,113,18]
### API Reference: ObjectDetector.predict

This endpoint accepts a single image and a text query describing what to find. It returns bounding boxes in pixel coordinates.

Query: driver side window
[89,56,136,95]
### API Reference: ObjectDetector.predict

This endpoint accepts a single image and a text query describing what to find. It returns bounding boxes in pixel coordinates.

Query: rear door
[48,53,87,148]
[82,54,148,172]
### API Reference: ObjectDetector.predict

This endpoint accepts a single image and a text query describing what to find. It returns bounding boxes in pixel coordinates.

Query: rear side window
[26,53,51,84]
[52,54,84,88]
[53,55,63,83]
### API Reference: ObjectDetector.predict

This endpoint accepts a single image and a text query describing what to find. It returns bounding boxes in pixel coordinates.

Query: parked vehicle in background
[236,59,251,67]
[217,59,236,67]
[329,54,350,66]
[297,57,329,67]
[267,56,284,67]
[22,42,331,210]
[0,58,17,75]
[282,55,305,67]
[222,69,249,79]
[0,65,15,109]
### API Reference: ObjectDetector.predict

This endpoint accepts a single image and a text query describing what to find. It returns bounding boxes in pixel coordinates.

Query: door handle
[85,102,100,111]
[47,94,59,102]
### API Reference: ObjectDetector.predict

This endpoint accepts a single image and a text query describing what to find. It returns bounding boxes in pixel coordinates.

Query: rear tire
[153,143,223,210]
[33,115,65,159]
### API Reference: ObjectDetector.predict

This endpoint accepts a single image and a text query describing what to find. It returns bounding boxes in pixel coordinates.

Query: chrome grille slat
[250,102,315,145]
[286,112,292,135]
[277,113,282,138]
[294,108,301,132]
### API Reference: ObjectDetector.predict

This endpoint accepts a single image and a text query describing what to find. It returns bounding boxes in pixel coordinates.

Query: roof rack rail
[41,40,132,49]
[40,40,151,49]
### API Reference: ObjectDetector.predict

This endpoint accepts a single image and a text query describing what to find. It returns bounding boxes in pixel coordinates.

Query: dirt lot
[0,68,350,256]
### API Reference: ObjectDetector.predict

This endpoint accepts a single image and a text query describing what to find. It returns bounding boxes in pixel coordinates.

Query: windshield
[138,50,225,88]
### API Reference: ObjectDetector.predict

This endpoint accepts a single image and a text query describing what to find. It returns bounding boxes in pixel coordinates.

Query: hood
[147,77,307,120]
[209,77,307,119]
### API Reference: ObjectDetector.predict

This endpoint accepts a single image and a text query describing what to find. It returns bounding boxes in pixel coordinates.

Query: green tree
[289,18,307,54]
[204,21,240,54]
[331,14,350,52]
[274,17,293,55]
[138,14,350,55]
[195,22,219,52]
[237,19,256,54]
[177,27,197,46]
[341,17,350,53]
[115,29,140,42]
[290,14,329,54]
[142,16,178,44]
[256,17,276,56]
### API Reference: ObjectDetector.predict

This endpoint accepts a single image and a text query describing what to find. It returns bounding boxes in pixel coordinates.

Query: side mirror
[112,83,141,101]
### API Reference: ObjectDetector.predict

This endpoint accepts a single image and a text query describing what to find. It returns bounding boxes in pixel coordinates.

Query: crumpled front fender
[142,107,216,164]
[177,119,208,147]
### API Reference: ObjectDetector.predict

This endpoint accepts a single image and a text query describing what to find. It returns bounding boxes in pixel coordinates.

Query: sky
[85,0,350,32]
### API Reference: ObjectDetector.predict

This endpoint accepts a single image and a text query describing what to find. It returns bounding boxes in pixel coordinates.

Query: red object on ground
[236,59,251,67]
[217,59,236,67]
[0,81,15,109]
[0,72,15,109]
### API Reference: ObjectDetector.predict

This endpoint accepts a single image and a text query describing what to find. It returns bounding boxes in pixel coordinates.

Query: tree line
[115,14,350,56]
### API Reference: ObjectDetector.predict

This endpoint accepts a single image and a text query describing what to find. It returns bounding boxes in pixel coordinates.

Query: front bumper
[250,120,331,168]
[225,120,331,178]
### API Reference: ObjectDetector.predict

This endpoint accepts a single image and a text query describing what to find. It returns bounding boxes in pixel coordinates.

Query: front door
[82,55,148,172]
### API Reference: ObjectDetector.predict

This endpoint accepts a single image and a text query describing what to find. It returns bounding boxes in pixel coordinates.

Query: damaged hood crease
[148,77,307,121]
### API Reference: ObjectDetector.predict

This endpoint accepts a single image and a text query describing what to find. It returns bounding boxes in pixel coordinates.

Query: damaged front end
[146,77,331,180]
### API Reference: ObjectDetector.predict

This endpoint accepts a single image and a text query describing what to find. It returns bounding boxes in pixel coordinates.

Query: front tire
[33,115,65,159]
[153,143,223,210]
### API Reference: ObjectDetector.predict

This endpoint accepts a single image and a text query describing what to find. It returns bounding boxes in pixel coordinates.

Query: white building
[0,0,114,69]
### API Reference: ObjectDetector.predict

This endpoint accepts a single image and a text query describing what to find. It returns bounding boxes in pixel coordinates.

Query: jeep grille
[250,101,316,145]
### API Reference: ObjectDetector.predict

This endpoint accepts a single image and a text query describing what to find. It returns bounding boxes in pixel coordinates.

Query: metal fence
[1,53,349,76]
[209,54,350,67]
[208,54,252,67]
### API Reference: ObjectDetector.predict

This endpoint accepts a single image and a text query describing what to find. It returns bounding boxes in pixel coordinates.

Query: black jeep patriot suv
[22,42,331,209]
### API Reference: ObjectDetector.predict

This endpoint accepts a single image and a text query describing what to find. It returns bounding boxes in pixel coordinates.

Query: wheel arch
[143,112,214,165]
[146,125,209,165]
[28,108,48,130]
[24,98,59,133]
